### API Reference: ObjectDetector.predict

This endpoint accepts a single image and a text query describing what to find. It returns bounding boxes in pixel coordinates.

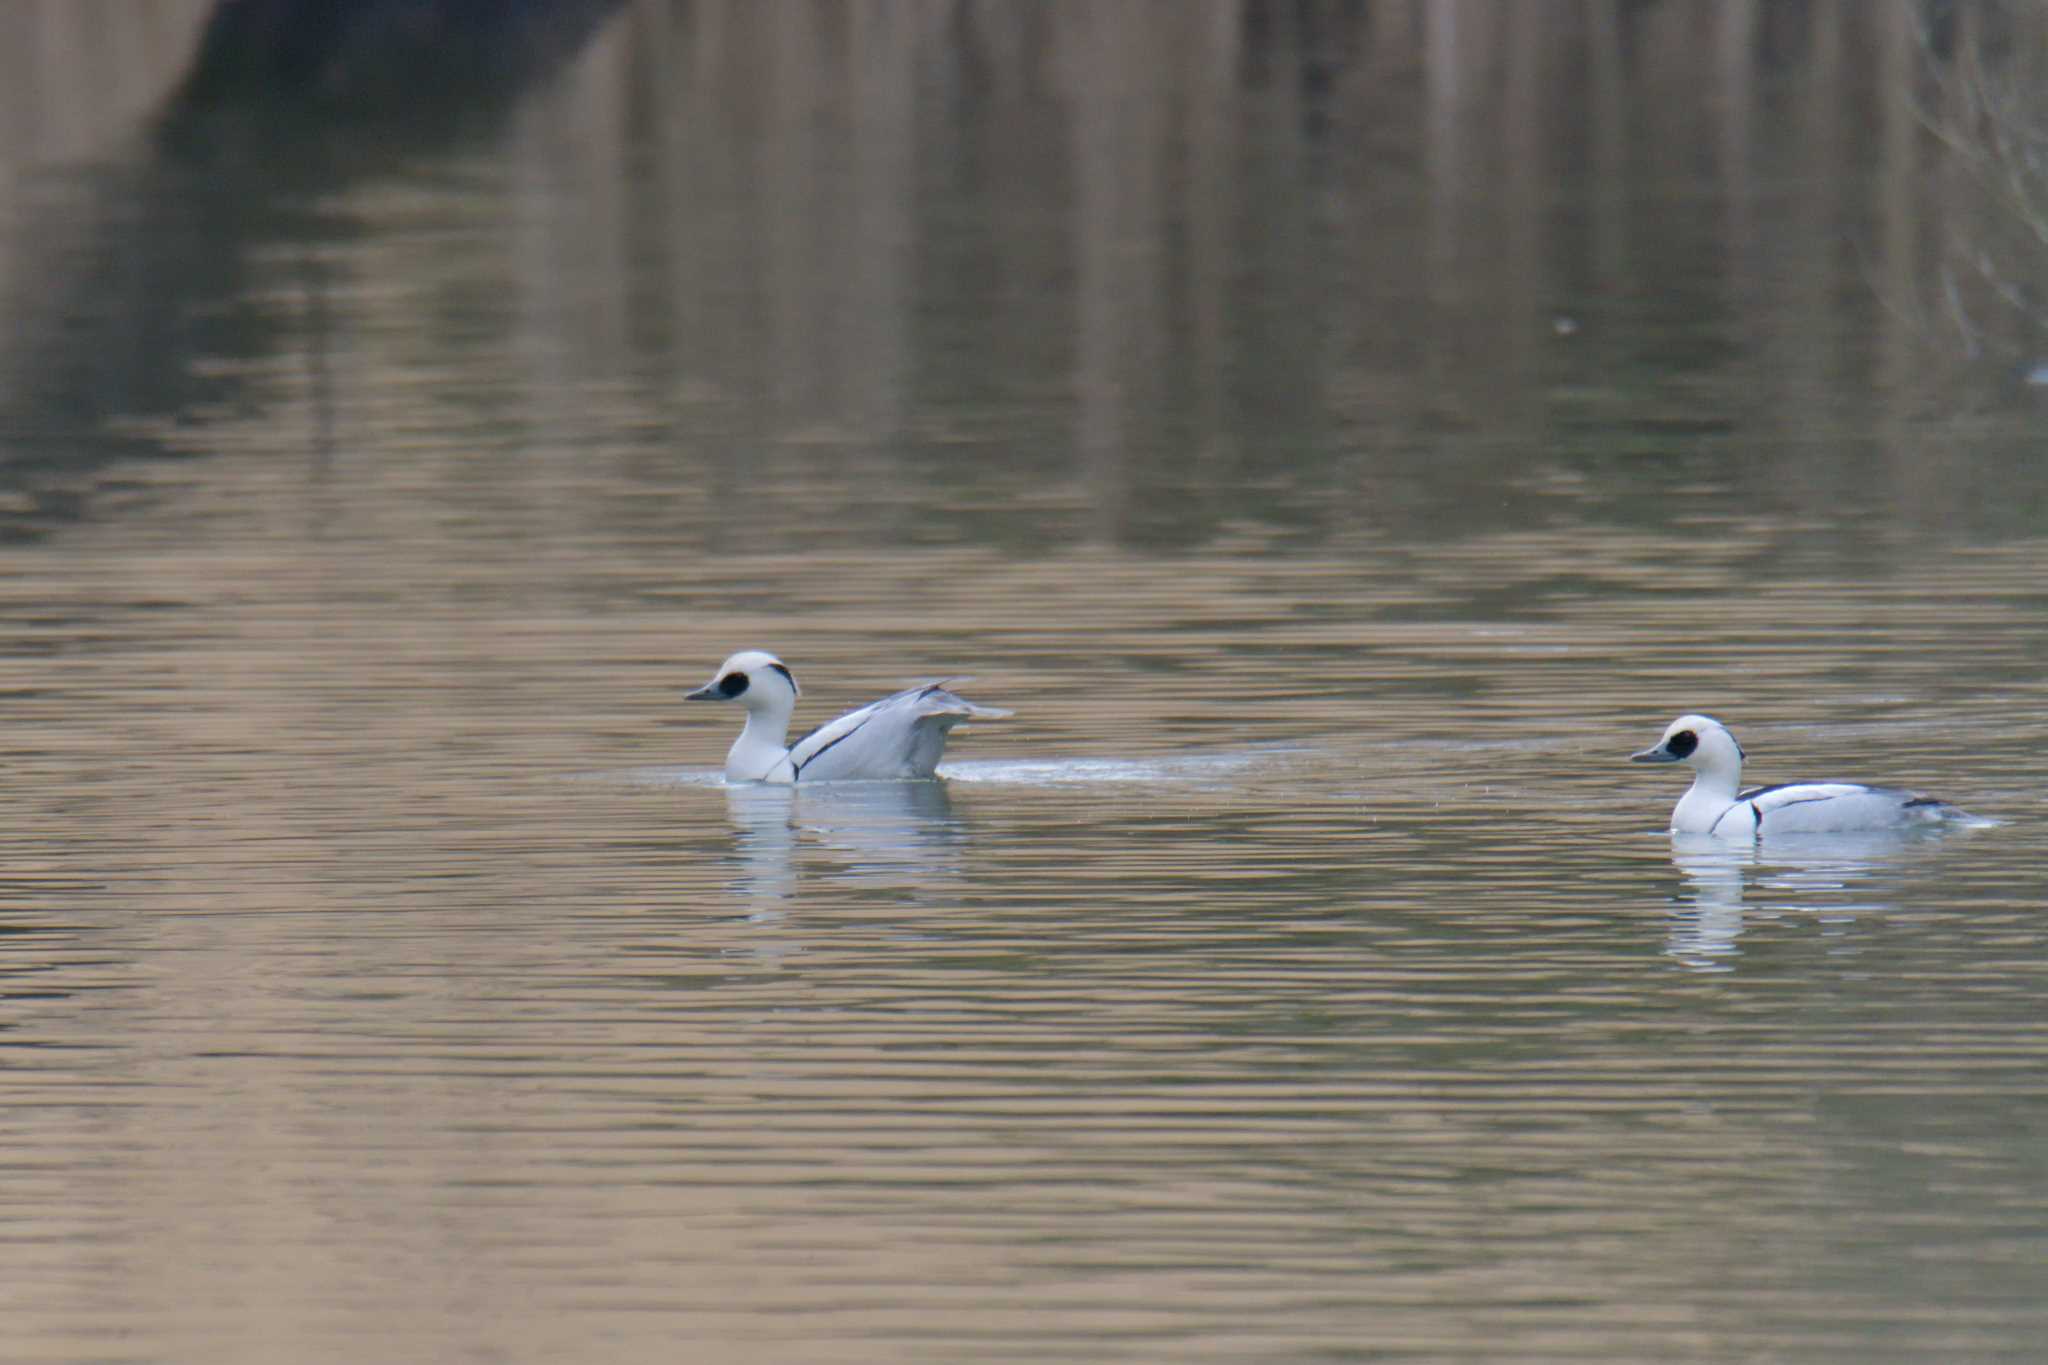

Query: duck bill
[1628,746,1678,763]
[683,684,723,701]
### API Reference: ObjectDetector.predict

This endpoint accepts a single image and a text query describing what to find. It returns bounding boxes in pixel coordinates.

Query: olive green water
[3,4,2047,1361]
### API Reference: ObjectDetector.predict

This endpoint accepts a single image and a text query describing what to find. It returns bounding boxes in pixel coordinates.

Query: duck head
[1630,713,1745,795]
[685,650,800,713]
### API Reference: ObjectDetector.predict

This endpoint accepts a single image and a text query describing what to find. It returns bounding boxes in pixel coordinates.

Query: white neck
[1686,763,1742,802]
[1671,765,1743,833]
[725,704,793,781]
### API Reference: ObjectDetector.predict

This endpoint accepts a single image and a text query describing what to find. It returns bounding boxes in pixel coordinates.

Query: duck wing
[788,683,1010,782]
[1736,781,1960,834]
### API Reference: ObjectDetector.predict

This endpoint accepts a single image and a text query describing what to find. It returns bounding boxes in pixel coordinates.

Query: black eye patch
[1665,729,1698,758]
[717,672,749,698]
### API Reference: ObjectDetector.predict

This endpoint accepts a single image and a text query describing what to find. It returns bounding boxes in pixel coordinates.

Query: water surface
[2,3,2047,1362]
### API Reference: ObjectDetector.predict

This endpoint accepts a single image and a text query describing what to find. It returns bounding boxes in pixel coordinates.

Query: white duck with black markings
[1629,713,1975,837]
[685,649,1011,784]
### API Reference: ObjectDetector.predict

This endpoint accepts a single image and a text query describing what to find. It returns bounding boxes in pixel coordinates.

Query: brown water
[3,3,2048,1362]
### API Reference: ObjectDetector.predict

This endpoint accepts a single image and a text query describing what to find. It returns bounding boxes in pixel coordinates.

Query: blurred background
[7,0,2048,550]
[2,3,2047,1362]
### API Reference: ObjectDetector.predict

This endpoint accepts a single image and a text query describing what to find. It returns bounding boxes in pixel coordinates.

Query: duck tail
[1905,796,1993,827]
[918,682,1012,720]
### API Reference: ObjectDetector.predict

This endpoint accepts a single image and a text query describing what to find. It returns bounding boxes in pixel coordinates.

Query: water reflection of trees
[0,0,627,538]
[604,1,2048,547]
[5,2,2048,547]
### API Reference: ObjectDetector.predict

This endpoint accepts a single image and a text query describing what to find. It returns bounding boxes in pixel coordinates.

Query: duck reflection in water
[720,779,966,911]
[1662,830,1951,971]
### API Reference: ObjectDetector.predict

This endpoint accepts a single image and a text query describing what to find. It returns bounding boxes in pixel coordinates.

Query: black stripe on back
[791,686,952,779]
[793,714,875,777]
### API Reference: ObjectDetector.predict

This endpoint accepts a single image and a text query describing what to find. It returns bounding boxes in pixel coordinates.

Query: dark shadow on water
[167,0,628,134]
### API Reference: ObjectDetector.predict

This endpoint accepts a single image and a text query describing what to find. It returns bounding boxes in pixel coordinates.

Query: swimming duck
[686,650,1010,783]
[1629,713,1972,836]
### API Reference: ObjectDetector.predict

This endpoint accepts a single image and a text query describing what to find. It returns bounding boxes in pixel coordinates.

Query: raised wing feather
[787,684,1011,782]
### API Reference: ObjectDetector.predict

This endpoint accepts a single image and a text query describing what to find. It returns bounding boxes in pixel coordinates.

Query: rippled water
[4,3,2048,1362]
